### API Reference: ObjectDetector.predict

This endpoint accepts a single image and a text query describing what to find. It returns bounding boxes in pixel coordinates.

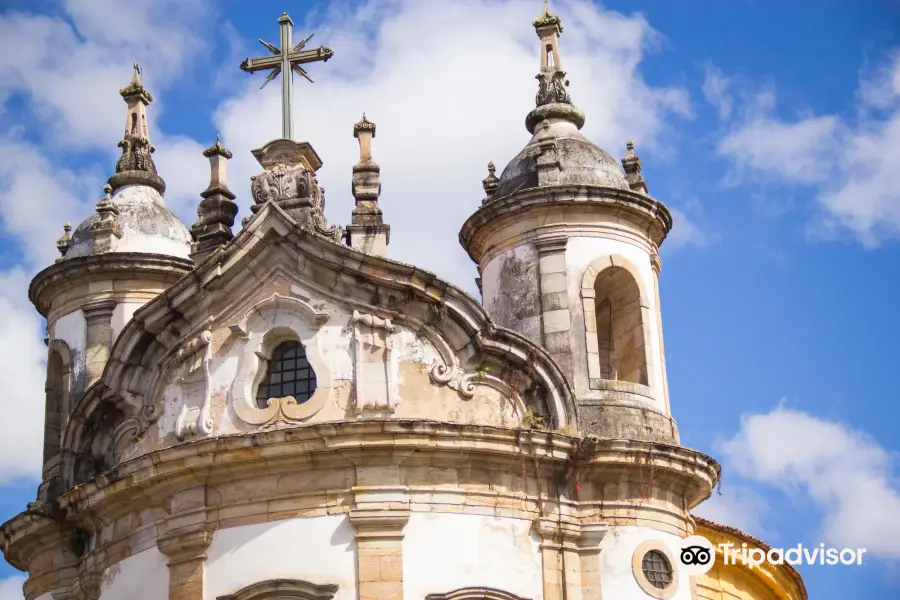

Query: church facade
[1,5,805,600]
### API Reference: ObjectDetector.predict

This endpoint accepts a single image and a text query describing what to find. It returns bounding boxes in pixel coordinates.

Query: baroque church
[1,5,806,600]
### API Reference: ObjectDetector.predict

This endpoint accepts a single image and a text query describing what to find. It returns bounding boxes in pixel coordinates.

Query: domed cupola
[492,2,631,198]
[63,64,192,260]
[460,1,677,444]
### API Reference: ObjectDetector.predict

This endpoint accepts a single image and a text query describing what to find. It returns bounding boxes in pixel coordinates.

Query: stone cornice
[28,253,193,317]
[459,185,673,265]
[2,422,719,588]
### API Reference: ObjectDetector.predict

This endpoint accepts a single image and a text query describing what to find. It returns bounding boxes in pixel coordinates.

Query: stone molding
[229,293,332,427]
[217,580,339,600]
[426,588,531,600]
[459,185,672,266]
[28,252,193,319]
[2,424,719,599]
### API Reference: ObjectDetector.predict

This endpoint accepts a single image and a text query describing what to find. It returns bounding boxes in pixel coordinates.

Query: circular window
[632,540,679,599]
[641,549,673,590]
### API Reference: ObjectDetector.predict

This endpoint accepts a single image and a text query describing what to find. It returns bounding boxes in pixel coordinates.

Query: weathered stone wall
[481,244,542,345]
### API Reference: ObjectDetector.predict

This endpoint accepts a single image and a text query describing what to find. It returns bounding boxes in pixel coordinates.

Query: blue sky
[0,1,899,599]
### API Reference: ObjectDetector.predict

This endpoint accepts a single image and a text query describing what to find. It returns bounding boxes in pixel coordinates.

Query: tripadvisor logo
[675,535,867,574]
[677,536,716,576]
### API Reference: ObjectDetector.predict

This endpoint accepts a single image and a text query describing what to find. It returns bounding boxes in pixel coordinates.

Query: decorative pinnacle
[203,134,233,159]
[56,222,72,259]
[277,12,294,25]
[354,113,376,138]
[533,0,563,33]
[482,161,500,198]
[119,62,153,103]
[621,140,648,194]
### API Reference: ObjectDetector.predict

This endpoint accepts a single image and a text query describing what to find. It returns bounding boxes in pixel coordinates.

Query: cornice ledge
[459,184,673,263]
[29,252,193,316]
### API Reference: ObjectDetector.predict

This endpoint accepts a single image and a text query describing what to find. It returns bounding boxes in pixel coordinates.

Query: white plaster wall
[99,546,169,600]
[206,515,357,600]
[52,308,86,383]
[598,527,692,600]
[566,237,666,408]
[110,301,145,346]
[404,513,543,600]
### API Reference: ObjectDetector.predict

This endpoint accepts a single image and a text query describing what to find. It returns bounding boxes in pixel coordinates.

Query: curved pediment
[60,201,577,489]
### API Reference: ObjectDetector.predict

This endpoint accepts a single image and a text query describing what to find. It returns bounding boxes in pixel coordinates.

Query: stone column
[157,529,213,600]
[82,299,117,388]
[535,236,573,383]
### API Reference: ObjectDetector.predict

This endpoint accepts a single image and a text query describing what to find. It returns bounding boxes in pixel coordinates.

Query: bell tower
[459,2,675,443]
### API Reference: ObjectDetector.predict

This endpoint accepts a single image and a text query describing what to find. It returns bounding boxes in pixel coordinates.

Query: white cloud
[0,576,24,600]
[694,484,771,539]
[718,405,900,559]
[666,207,718,248]
[0,268,47,484]
[0,0,691,482]
[706,52,900,246]
[702,64,732,120]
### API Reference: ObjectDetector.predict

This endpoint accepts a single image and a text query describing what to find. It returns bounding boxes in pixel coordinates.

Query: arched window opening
[593,266,648,385]
[44,349,69,465]
[255,340,317,408]
[546,44,555,68]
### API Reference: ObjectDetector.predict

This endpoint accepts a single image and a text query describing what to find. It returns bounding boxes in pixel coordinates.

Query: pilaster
[157,529,213,600]
[81,299,116,388]
[535,235,573,382]
[533,518,607,600]
[348,508,410,600]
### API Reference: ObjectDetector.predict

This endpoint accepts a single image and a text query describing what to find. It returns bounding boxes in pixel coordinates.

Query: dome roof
[495,119,630,198]
[66,184,192,260]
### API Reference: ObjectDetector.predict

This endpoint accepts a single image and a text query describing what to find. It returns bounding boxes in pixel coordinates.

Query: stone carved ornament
[174,330,214,441]
[352,310,396,413]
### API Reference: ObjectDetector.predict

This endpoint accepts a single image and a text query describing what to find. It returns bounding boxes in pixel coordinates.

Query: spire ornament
[346,113,389,256]
[525,1,585,133]
[621,140,649,195]
[482,162,500,203]
[108,63,165,194]
[89,184,123,253]
[56,222,72,262]
[191,135,239,264]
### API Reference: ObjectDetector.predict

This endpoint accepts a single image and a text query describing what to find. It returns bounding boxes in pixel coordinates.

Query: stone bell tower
[459,2,675,443]
[29,65,194,499]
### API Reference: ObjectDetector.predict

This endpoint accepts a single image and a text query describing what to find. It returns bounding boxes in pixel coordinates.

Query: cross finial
[240,13,335,140]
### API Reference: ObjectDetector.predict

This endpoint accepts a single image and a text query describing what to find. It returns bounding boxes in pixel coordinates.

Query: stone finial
[89,184,123,253]
[533,0,563,33]
[621,140,648,195]
[481,162,500,203]
[109,64,165,195]
[525,0,585,133]
[55,222,72,262]
[191,136,239,265]
[347,113,389,256]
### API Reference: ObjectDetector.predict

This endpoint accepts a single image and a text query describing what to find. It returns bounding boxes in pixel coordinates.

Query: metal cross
[240,12,334,140]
